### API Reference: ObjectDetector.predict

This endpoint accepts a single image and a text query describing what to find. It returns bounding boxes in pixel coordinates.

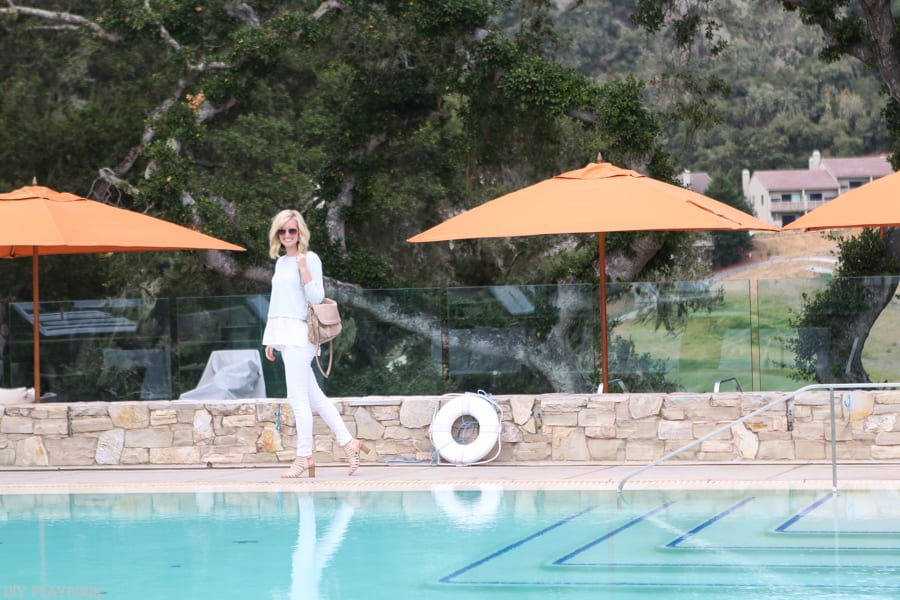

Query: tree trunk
[814,274,898,382]
[858,0,900,105]
[812,228,900,382]
[782,0,900,105]
[606,235,665,281]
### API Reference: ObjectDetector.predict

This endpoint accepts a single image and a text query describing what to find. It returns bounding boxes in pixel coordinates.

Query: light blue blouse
[262,252,325,347]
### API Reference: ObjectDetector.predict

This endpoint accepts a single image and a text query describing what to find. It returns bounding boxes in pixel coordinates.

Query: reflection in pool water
[287,494,356,600]
[1,488,899,599]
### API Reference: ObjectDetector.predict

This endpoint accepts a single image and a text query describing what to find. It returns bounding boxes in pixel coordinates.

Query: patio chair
[179,349,266,400]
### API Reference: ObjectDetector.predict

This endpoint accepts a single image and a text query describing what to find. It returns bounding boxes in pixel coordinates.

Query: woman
[262,209,368,478]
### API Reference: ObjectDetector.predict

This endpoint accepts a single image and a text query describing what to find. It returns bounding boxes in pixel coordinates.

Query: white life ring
[431,393,501,465]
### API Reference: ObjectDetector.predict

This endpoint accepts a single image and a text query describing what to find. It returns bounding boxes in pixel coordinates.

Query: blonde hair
[268,209,311,258]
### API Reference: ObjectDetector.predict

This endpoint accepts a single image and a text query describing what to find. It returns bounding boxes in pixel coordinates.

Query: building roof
[821,155,892,179]
[677,171,711,194]
[753,169,839,191]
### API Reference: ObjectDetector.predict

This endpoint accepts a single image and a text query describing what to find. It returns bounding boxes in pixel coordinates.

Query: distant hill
[548,0,890,178]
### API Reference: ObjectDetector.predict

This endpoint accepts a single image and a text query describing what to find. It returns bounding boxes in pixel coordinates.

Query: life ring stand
[430,391,502,465]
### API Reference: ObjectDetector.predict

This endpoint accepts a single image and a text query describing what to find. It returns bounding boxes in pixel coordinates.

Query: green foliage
[629,0,666,34]
[460,33,601,172]
[834,228,900,278]
[332,240,397,288]
[884,98,900,170]
[404,0,494,36]
[494,48,599,113]
[778,1,868,64]
[0,17,162,192]
[528,242,600,284]
[594,77,661,165]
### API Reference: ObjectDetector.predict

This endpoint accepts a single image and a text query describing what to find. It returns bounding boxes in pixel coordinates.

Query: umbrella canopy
[782,169,900,231]
[409,162,776,241]
[0,185,245,401]
[408,161,777,390]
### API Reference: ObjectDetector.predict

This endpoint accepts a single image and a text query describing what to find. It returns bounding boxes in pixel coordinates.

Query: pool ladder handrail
[617,381,900,495]
[713,377,742,393]
[598,378,628,394]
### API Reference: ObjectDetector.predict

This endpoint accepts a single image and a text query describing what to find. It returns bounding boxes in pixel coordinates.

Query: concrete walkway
[1,461,898,494]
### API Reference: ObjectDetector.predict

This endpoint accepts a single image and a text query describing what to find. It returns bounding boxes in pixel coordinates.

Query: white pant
[281,344,352,456]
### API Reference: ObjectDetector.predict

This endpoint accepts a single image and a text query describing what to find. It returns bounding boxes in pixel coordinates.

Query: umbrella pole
[599,233,609,392]
[32,249,41,403]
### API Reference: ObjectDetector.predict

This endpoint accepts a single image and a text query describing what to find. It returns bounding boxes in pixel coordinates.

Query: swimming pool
[2,488,899,599]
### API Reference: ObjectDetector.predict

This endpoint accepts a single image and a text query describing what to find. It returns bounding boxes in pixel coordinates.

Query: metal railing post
[829,387,838,494]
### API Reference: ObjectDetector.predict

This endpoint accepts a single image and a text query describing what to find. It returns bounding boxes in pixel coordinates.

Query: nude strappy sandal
[281,456,315,478]
[344,439,370,476]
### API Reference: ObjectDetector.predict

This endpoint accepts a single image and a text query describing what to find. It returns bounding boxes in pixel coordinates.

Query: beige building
[742,150,892,227]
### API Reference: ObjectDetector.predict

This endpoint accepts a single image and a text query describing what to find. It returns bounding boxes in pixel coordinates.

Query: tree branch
[781,0,900,103]
[328,279,592,391]
[312,0,344,20]
[326,132,388,254]
[606,235,666,281]
[144,0,181,52]
[0,4,121,42]
[327,171,353,254]
[857,0,900,104]
[226,2,260,27]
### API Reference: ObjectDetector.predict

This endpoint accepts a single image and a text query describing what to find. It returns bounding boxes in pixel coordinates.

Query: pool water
[1,488,899,599]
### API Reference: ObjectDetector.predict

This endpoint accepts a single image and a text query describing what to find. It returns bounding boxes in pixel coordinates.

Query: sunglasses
[277,228,298,236]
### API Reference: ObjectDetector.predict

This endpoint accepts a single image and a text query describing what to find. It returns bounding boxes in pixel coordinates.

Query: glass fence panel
[606,279,753,393]
[324,287,444,397]
[446,284,597,394]
[755,278,825,391]
[862,283,900,382]
[175,289,445,399]
[756,275,900,390]
[174,295,269,399]
[11,276,900,401]
[6,298,171,402]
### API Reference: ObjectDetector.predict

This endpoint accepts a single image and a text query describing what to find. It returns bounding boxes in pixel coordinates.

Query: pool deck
[1,461,899,494]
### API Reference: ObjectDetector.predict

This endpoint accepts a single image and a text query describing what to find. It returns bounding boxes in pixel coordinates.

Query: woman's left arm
[301,251,326,304]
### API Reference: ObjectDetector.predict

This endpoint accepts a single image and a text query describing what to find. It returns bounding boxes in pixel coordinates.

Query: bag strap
[315,340,334,377]
[307,301,318,343]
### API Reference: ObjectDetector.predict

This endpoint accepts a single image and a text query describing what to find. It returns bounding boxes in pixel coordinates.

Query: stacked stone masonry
[1,391,899,467]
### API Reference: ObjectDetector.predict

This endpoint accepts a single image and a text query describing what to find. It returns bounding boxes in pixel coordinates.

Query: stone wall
[1,390,899,467]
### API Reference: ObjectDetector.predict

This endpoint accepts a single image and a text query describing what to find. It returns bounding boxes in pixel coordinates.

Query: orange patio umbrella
[408,161,777,391]
[782,169,900,231]
[0,185,245,401]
